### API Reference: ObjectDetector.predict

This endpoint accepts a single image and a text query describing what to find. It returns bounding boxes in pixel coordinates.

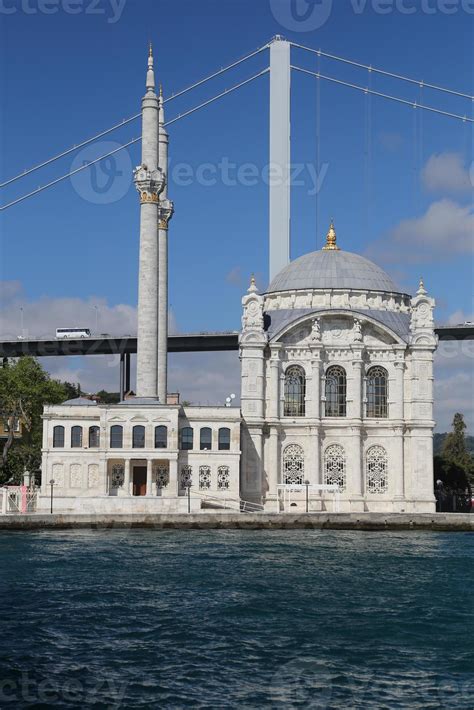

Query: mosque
[38,48,438,514]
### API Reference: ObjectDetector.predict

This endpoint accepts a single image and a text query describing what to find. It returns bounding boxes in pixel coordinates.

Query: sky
[0,0,473,430]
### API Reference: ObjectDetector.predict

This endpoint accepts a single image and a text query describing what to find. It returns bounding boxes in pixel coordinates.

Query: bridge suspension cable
[291,65,474,123]
[0,43,269,190]
[291,42,474,100]
[0,69,269,212]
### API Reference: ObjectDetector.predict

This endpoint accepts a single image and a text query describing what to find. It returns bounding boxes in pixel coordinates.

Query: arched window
[199,466,211,489]
[180,427,193,451]
[110,425,123,449]
[89,426,100,448]
[155,425,167,449]
[366,445,388,494]
[53,425,64,448]
[324,444,346,490]
[89,426,100,449]
[284,366,306,417]
[218,427,231,451]
[366,366,388,418]
[282,444,304,484]
[71,426,83,448]
[325,366,347,417]
[132,425,145,448]
[200,427,212,451]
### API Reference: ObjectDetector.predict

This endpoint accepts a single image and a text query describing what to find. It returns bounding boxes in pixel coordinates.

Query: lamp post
[187,483,191,514]
[92,305,99,334]
[304,479,310,513]
[49,479,55,514]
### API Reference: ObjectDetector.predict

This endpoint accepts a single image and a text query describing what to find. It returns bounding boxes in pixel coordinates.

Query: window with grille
[282,444,304,484]
[217,466,230,489]
[366,445,388,494]
[199,466,211,490]
[53,425,65,448]
[284,366,306,417]
[71,426,83,448]
[325,366,347,417]
[366,367,388,418]
[180,465,192,489]
[324,444,346,490]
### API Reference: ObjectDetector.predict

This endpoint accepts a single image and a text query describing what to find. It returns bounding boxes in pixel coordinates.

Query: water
[0,530,473,709]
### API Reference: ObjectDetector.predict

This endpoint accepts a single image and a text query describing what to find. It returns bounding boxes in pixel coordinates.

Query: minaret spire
[146,42,156,93]
[133,45,163,399]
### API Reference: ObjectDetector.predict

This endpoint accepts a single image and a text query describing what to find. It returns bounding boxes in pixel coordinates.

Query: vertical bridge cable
[316,50,321,249]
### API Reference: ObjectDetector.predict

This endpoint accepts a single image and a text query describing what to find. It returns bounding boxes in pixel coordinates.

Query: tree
[442,413,474,484]
[0,358,67,484]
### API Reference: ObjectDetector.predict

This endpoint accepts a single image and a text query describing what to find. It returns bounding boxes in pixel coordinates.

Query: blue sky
[0,0,473,428]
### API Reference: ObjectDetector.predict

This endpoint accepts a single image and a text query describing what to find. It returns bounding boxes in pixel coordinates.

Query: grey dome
[267,249,400,294]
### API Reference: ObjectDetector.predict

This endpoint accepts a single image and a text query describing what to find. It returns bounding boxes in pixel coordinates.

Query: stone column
[265,428,279,505]
[268,347,281,419]
[309,349,322,418]
[308,426,320,485]
[123,459,131,496]
[146,459,153,496]
[393,426,405,506]
[349,354,363,420]
[157,87,174,403]
[349,427,364,510]
[391,361,405,421]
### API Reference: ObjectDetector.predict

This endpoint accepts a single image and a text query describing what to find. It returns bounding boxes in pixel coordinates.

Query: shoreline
[0,512,472,532]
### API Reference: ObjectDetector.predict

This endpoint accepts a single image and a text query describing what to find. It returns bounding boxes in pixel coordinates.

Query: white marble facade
[239,232,438,513]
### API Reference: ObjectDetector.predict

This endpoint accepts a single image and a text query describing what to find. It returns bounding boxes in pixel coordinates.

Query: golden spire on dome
[322,220,340,251]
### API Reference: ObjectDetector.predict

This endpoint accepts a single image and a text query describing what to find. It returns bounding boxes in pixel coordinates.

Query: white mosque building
[38,49,438,514]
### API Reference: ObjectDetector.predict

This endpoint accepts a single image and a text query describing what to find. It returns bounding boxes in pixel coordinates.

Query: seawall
[0,512,472,531]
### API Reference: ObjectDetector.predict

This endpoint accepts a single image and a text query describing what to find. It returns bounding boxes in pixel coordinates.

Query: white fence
[1,486,38,515]
[276,484,341,513]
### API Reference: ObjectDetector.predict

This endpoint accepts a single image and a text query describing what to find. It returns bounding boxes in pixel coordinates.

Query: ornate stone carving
[111,464,124,488]
[199,466,211,490]
[133,164,164,204]
[158,198,174,229]
[88,464,100,489]
[324,444,346,490]
[52,463,64,487]
[154,464,169,489]
[309,317,321,342]
[217,466,230,490]
[353,318,363,342]
[70,463,82,488]
[240,276,267,345]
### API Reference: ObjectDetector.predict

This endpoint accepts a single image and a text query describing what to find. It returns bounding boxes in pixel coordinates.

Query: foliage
[0,358,67,485]
[95,390,120,404]
[433,413,473,512]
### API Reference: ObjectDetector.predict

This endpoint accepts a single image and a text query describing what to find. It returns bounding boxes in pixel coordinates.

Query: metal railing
[192,489,264,513]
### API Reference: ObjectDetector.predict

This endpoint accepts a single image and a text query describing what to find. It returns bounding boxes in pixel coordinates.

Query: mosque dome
[267,222,402,295]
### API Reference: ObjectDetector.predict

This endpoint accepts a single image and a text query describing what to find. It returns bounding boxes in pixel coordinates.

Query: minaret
[157,83,174,403]
[134,45,164,399]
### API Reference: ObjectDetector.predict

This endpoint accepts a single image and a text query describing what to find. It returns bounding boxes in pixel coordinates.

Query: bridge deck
[0,326,472,358]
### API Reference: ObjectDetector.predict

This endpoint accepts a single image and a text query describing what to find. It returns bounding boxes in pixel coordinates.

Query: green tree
[442,413,474,483]
[0,358,67,484]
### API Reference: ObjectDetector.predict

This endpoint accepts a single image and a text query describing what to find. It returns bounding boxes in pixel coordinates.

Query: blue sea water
[0,529,473,709]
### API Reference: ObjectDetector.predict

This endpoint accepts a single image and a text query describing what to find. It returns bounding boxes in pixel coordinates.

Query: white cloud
[367,199,474,265]
[422,152,473,194]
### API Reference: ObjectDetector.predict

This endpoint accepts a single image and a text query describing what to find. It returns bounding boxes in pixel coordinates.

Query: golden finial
[322,219,340,251]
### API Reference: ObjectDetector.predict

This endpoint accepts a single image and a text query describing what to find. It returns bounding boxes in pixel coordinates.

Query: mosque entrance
[133,467,147,496]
